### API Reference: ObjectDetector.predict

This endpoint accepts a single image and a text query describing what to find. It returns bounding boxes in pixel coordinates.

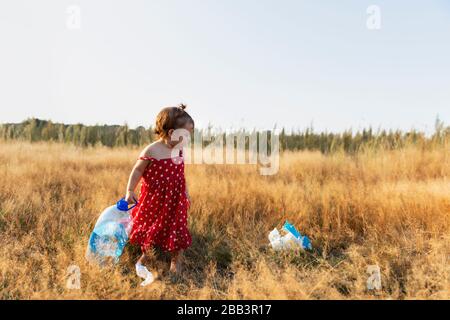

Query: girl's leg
[136,248,159,281]
[137,252,147,265]
[169,250,183,274]
[137,247,151,265]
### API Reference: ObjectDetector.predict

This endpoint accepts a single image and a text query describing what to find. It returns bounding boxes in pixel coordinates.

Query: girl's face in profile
[168,122,194,148]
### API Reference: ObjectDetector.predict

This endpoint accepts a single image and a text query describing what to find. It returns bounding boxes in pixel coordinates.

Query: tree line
[0,118,153,147]
[0,118,448,154]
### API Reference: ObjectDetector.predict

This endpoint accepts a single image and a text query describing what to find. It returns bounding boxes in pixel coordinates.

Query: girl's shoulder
[138,142,161,161]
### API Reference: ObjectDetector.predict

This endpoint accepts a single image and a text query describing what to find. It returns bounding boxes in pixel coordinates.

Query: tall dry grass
[0,141,448,299]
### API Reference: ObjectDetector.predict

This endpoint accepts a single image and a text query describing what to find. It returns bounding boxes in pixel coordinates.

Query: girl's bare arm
[125,159,150,204]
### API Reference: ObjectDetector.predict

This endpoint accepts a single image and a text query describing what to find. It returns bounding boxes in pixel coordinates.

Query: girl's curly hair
[154,104,194,139]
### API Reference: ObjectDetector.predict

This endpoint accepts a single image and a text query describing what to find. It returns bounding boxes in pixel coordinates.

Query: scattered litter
[136,262,155,287]
[366,265,382,290]
[268,220,312,251]
[86,198,137,265]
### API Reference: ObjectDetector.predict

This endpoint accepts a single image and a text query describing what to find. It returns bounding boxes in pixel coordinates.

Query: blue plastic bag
[282,221,312,250]
[86,198,137,264]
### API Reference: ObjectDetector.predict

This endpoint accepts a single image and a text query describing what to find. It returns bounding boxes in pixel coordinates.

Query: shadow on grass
[119,228,234,290]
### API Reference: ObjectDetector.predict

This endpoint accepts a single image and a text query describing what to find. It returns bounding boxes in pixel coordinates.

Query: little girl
[125,104,194,274]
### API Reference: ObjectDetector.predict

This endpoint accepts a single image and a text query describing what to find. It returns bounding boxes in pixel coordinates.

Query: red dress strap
[138,156,153,161]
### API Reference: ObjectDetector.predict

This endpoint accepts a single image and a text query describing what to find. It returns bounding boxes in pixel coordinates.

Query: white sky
[0,0,449,132]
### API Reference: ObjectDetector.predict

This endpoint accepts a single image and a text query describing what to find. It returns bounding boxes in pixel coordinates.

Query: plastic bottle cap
[116,198,130,211]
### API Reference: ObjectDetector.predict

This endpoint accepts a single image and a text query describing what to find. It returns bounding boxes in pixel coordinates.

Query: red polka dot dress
[129,150,192,252]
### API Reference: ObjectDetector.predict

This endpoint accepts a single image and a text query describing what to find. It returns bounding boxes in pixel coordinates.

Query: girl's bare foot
[169,251,183,275]
[169,260,182,274]
[137,252,149,265]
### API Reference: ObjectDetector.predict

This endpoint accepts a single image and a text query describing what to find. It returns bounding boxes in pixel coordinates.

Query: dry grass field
[0,141,448,299]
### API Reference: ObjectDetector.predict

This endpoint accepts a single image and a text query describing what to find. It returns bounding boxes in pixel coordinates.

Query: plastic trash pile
[86,198,136,264]
[268,221,312,251]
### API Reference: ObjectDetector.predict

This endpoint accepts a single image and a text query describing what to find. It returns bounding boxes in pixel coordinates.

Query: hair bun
[178,103,187,110]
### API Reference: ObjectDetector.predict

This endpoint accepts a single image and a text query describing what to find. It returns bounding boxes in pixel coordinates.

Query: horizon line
[0,116,447,135]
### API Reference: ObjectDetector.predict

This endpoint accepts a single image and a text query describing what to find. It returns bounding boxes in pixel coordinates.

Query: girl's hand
[125,190,137,204]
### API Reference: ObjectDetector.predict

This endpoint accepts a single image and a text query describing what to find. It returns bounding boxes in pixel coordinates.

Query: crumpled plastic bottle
[135,262,154,286]
[86,198,137,264]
